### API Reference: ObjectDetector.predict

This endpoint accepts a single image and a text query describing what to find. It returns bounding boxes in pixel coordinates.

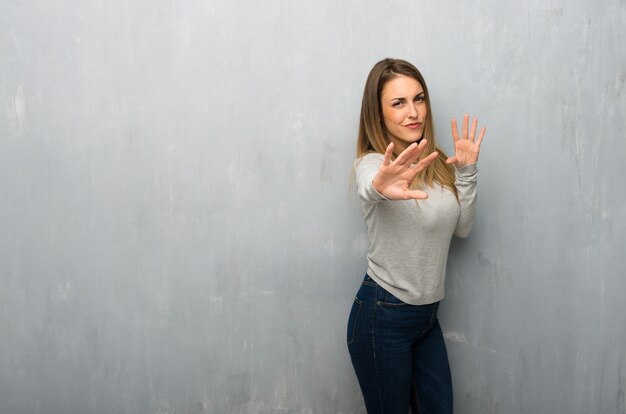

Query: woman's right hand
[372,139,439,200]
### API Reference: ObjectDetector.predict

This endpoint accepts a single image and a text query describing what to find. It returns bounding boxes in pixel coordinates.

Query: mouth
[404,122,422,129]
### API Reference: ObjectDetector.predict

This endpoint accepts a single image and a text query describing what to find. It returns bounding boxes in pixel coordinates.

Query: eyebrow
[390,92,425,102]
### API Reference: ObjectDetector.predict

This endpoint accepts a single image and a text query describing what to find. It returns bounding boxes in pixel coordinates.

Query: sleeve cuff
[369,180,390,201]
[455,163,478,178]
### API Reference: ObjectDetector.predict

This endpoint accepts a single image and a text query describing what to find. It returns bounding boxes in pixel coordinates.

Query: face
[380,75,427,153]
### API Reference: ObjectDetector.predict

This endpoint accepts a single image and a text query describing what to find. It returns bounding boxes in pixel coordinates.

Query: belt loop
[376,282,384,302]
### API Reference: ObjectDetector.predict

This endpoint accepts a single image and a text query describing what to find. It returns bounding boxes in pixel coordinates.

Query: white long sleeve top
[355,152,478,305]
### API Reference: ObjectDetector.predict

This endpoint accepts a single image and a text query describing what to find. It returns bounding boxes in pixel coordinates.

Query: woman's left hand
[446,114,486,167]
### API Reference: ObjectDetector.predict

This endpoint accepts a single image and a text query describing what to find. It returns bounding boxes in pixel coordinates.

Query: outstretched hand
[372,139,439,200]
[446,114,486,167]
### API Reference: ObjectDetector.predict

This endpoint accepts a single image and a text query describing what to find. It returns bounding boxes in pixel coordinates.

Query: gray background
[1,0,625,413]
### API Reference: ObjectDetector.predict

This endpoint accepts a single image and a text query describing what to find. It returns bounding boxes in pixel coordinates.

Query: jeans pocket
[377,290,408,307]
[346,297,363,345]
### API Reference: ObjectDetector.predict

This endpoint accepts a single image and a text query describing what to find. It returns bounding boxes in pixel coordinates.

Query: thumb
[405,189,429,200]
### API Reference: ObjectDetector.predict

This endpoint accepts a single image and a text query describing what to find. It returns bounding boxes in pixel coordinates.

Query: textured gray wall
[1,1,625,413]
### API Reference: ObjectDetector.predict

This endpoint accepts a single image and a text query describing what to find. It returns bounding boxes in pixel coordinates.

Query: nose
[409,102,418,119]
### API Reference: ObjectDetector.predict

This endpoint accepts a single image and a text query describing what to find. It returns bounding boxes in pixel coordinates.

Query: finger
[445,156,458,165]
[401,139,429,169]
[476,127,486,147]
[412,151,439,172]
[395,142,418,165]
[383,142,394,166]
[408,139,429,164]
[451,118,460,142]
[469,117,478,142]
[417,137,428,151]
[462,114,469,140]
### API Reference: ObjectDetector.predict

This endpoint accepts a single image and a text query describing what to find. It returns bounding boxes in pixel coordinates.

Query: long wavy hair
[355,58,456,195]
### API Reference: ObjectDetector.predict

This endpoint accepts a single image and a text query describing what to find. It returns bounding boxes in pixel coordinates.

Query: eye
[415,94,425,102]
[392,101,403,108]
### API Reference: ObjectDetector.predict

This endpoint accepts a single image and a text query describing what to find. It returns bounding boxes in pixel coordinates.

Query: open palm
[446,114,486,167]
[372,139,439,200]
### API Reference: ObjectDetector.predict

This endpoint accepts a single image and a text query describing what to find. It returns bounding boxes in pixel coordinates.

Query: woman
[347,58,486,413]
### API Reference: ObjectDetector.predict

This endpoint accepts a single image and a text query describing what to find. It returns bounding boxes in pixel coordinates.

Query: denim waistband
[361,274,439,309]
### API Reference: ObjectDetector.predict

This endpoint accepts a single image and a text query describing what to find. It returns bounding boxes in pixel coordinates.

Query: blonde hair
[356,58,456,195]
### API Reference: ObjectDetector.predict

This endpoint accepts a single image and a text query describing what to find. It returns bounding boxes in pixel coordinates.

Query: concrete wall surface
[1,0,625,413]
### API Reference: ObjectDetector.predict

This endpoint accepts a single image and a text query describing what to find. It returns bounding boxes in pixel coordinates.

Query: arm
[454,163,478,238]
[354,154,389,203]
[446,114,486,238]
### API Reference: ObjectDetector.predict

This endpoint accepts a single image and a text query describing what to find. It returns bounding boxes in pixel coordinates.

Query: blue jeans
[347,275,453,414]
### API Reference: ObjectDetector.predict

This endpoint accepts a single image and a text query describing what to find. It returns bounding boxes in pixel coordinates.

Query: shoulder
[354,152,384,170]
